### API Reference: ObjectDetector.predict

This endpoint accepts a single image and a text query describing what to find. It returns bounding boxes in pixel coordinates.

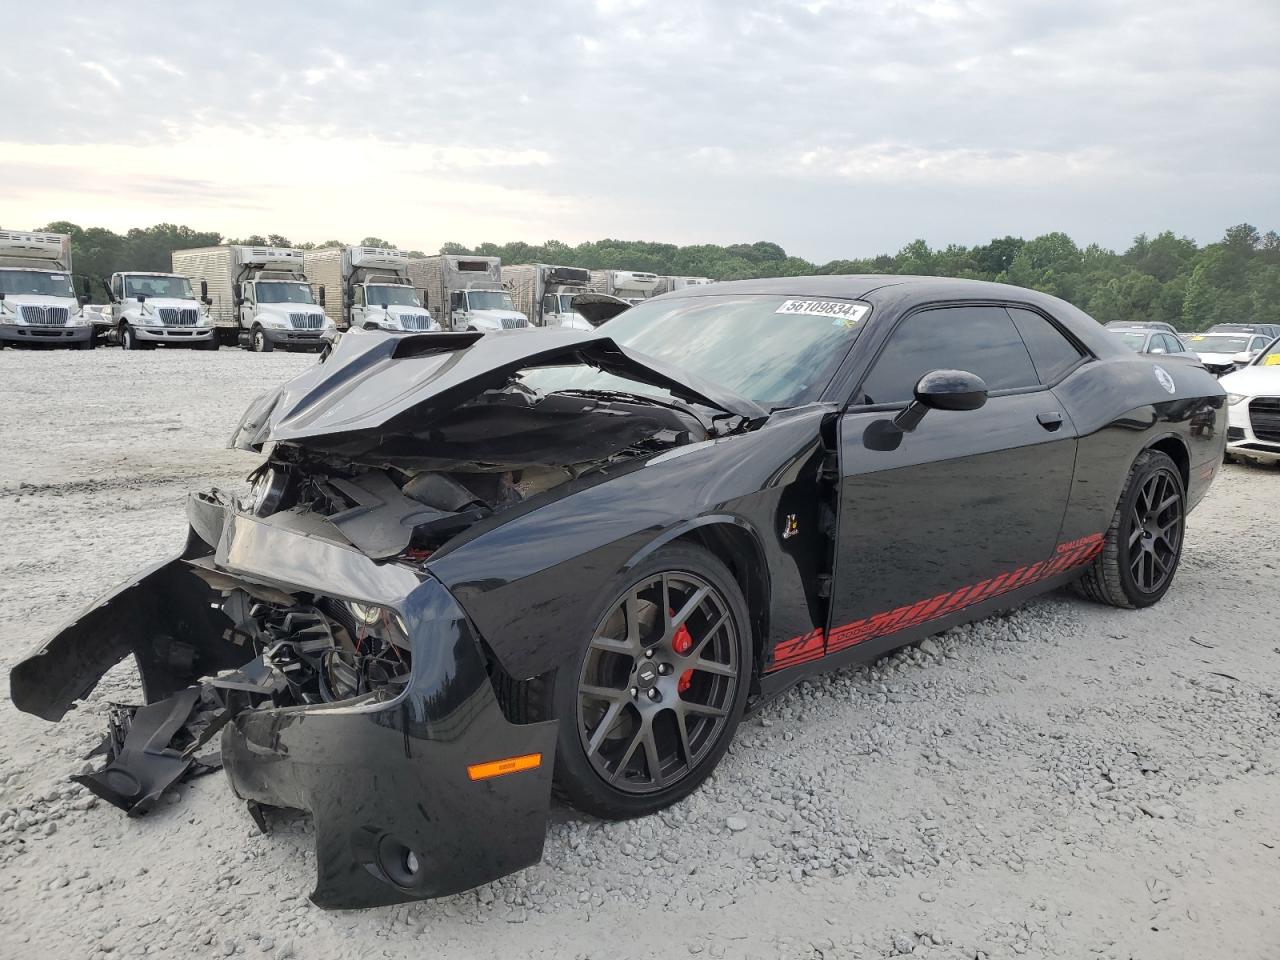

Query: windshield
[525,294,869,409]
[366,285,420,307]
[1115,331,1148,351]
[1187,334,1250,353]
[557,294,579,314]
[124,275,193,299]
[0,270,75,298]
[257,282,315,304]
[467,290,515,311]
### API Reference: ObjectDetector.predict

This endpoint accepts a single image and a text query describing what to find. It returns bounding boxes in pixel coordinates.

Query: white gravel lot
[0,347,1277,960]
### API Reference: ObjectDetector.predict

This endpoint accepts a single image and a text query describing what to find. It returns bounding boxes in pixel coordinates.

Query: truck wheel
[121,325,135,350]
[251,326,273,353]
[196,336,219,351]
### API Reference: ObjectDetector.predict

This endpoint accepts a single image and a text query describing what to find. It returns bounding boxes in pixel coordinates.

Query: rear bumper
[8,494,557,909]
[0,323,93,344]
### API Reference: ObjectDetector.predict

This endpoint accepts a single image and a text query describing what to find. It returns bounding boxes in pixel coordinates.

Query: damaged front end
[9,329,763,907]
[12,491,556,908]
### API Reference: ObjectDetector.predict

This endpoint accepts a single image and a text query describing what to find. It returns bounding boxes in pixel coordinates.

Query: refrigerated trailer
[407,254,528,332]
[501,264,593,329]
[304,246,436,333]
[0,230,94,349]
[172,245,334,352]
[659,276,715,294]
[588,269,663,305]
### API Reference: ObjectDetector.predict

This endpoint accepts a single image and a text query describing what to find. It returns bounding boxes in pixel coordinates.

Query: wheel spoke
[590,635,635,657]
[610,727,644,783]
[580,683,628,702]
[641,724,663,788]
[685,612,728,661]
[1155,493,1179,516]
[691,657,737,678]
[585,700,626,757]
[681,700,728,719]
[674,707,693,766]
[667,585,711,638]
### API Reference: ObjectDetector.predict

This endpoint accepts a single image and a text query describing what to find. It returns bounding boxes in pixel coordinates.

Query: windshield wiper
[551,388,718,432]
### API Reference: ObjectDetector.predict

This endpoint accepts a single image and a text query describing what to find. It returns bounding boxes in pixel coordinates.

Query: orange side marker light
[467,753,543,781]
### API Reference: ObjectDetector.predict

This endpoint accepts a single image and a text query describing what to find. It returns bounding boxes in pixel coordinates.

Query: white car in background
[1185,330,1273,376]
[1220,336,1280,464]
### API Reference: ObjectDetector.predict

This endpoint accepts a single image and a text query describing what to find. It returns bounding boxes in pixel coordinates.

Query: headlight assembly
[1227,393,1248,405]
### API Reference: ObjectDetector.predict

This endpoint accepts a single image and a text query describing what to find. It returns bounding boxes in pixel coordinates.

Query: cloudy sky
[3,0,1277,261]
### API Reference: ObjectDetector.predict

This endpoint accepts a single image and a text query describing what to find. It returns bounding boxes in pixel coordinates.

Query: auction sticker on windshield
[776,300,869,327]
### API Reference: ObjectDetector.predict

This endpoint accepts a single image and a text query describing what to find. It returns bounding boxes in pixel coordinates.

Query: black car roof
[654,274,1126,357]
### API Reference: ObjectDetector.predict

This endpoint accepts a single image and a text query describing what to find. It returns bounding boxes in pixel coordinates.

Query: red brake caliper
[671,615,694,694]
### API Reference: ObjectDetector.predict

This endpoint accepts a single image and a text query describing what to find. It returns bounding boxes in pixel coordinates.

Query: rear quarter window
[1006,307,1085,384]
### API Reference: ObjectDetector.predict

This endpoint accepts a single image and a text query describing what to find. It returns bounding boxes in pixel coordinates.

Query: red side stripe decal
[768,533,1104,672]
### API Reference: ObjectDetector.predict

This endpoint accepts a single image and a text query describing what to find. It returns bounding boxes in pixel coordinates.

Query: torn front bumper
[8,493,557,909]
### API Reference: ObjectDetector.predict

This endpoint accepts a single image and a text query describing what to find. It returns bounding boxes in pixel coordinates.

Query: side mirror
[381,302,389,311]
[200,280,212,306]
[1232,351,1254,365]
[420,289,429,307]
[81,277,92,298]
[1149,346,1166,355]
[894,369,988,432]
[136,293,147,303]
[318,285,326,308]
[233,282,243,307]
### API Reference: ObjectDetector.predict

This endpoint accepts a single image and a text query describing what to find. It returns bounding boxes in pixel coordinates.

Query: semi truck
[407,254,528,332]
[588,269,664,305]
[102,271,218,350]
[172,245,334,352]
[304,246,437,333]
[501,263,594,329]
[0,230,94,349]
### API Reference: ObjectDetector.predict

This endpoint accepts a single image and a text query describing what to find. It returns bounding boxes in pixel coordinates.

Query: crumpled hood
[1219,364,1280,395]
[229,328,765,451]
[572,292,631,327]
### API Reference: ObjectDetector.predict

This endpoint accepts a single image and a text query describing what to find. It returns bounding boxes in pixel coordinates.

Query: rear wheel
[541,544,752,820]
[1075,449,1185,608]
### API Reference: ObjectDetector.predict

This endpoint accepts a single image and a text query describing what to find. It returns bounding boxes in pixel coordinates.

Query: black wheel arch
[1144,433,1190,491]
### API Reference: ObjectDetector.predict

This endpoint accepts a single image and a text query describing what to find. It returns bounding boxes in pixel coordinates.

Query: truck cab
[539,289,593,330]
[341,248,436,333]
[451,286,528,332]
[0,230,94,349]
[233,248,333,353]
[107,272,217,351]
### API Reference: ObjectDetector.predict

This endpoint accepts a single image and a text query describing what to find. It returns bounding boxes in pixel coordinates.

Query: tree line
[36,220,1280,331]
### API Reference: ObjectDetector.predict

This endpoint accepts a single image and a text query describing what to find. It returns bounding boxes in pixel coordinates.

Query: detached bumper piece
[8,493,558,909]
[74,687,229,815]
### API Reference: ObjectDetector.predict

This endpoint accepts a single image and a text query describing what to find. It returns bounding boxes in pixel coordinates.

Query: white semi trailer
[172,245,334,352]
[0,230,94,349]
[304,246,437,333]
[407,254,528,332]
[659,276,715,294]
[501,264,594,330]
[103,271,218,350]
[588,269,663,305]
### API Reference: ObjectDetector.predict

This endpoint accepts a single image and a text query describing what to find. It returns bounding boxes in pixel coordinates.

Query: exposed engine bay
[248,379,723,560]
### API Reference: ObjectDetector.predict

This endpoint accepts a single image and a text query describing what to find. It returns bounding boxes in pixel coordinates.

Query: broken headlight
[250,467,289,516]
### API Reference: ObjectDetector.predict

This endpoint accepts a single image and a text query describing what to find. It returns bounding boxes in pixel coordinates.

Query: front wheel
[541,544,752,820]
[121,325,137,350]
[1075,449,1186,608]
[251,326,273,353]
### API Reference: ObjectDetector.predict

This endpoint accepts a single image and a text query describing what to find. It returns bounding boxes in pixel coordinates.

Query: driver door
[827,303,1080,654]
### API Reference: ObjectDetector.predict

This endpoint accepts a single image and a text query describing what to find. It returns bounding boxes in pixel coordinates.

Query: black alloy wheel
[1125,468,1183,594]
[1076,449,1186,608]
[541,544,751,819]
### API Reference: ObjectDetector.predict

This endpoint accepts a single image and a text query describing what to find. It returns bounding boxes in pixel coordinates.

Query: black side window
[1006,307,1085,384]
[857,305,1038,406]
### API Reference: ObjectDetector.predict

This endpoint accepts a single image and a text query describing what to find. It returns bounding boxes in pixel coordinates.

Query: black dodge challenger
[11,276,1226,908]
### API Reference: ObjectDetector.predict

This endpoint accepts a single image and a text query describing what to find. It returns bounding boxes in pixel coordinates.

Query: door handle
[1037,411,1064,431]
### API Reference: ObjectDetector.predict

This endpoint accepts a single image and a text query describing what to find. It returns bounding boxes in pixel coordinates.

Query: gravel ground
[0,347,1277,960]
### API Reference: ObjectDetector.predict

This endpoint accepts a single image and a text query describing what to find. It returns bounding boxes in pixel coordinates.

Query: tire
[535,543,752,820]
[1075,449,1186,609]
[251,326,273,353]
[121,325,136,351]
[196,336,219,351]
